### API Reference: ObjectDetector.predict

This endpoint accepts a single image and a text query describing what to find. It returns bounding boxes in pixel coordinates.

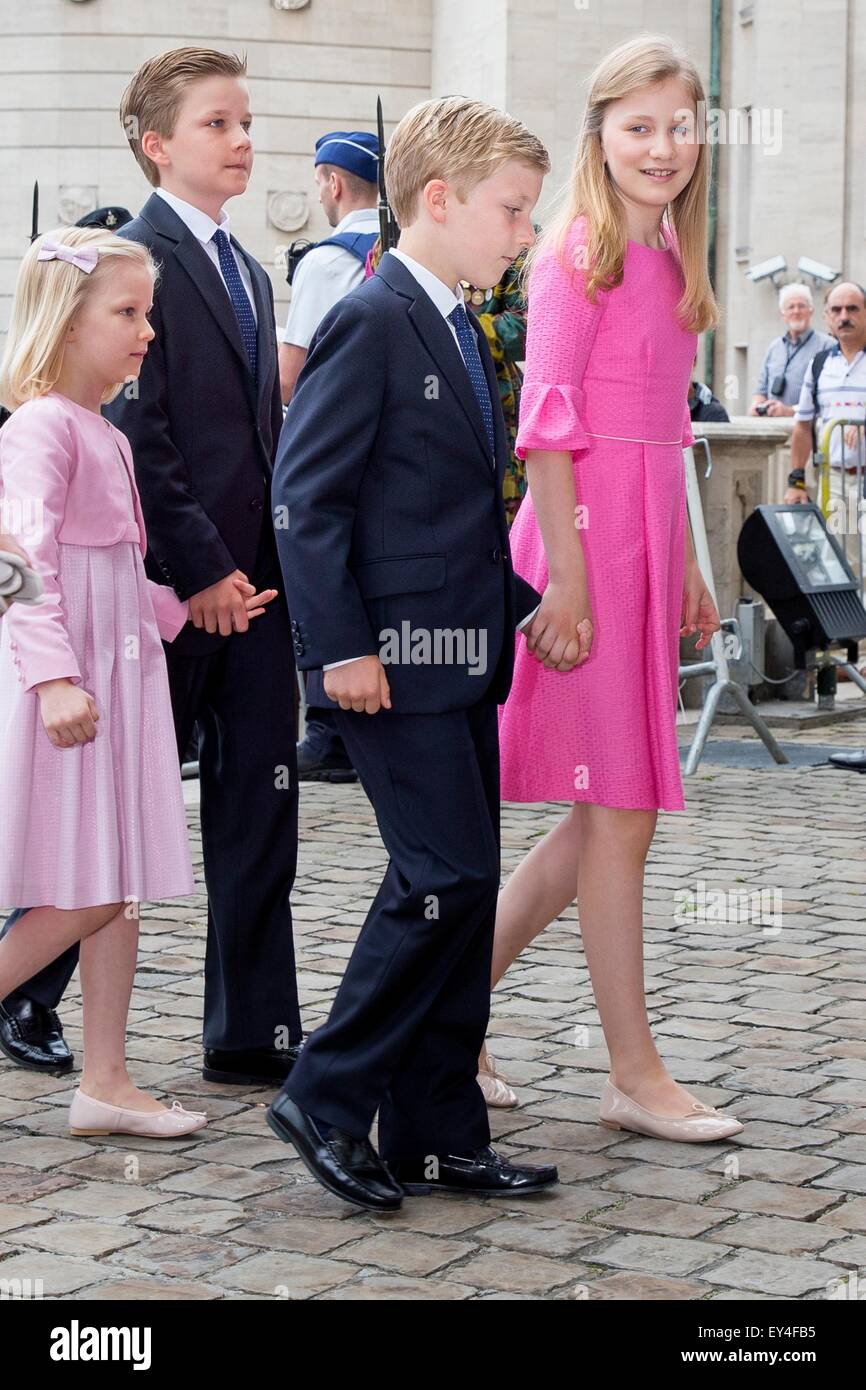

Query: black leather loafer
[829,749,866,772]
[0,993,73,1072]
[202,1042,304,1086]
[296,739,358,784]
[391,1145,559,1196]
[267,1092,403,1211]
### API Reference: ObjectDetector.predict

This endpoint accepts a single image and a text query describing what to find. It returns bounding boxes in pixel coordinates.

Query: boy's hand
[681,562,721,650]
[188,570,266,635]
[323,655,392,714]
[36,678,99,748]
[525,580,593,671]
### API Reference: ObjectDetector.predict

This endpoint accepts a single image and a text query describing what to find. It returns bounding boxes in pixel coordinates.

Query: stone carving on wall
[268,190,309,232]
[57,186,98,225]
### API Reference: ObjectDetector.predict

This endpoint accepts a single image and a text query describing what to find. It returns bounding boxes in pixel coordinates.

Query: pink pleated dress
[0,393,194,909]
[500,216,698,811]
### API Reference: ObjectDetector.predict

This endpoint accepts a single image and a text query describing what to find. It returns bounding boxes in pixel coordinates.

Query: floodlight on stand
[737,505,866,694]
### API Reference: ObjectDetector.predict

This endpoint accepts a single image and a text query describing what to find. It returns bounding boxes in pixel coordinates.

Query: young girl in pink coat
[483,37,744,1142]
[0,228,275,1138]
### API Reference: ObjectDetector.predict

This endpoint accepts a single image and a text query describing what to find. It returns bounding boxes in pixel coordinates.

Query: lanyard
[783,329,813,369]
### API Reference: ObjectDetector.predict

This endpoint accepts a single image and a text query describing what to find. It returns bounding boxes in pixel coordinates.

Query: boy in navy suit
[268,98,569,1209]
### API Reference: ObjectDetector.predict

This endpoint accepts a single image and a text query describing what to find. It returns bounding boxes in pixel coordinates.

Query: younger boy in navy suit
[268,97,569,1210]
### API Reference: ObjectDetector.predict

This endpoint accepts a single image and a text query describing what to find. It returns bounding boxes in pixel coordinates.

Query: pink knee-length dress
[500,215,697,811]
[0,392,194,909]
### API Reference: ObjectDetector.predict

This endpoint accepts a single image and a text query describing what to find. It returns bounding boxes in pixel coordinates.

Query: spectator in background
[750,282,834,417]
[783,281,866,577]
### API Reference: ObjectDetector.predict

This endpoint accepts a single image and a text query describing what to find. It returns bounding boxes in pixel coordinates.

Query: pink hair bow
[37,239,99,273]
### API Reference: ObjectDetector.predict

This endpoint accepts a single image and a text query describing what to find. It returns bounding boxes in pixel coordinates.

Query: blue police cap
[314,130,379,181]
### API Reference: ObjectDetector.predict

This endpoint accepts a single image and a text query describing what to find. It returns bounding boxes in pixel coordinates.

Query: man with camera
[750,282,834,418]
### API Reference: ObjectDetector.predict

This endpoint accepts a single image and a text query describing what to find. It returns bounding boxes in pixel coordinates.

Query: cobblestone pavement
[1,715,864,1302]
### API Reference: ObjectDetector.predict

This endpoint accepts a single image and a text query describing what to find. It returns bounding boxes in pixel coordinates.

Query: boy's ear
[423,179,449,224]
[141,129,169,171]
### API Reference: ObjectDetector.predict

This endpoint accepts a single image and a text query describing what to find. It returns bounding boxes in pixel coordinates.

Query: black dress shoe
[296,738,358,784]
[391,1145,559,1196]
[266,1092,403,1211]
[0,992,73,1073]
[202,1042,304,1086]
[829,749,866,772]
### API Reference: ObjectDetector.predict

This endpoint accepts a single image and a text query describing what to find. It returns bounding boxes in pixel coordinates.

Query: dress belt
[586,431,683,446]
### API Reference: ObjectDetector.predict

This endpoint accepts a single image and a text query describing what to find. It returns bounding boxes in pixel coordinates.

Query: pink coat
[0,390,189,691]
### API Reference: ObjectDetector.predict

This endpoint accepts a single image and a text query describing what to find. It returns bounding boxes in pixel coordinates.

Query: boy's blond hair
[384,96,550,227]
[0,228,157,410]
[120,47,248,187]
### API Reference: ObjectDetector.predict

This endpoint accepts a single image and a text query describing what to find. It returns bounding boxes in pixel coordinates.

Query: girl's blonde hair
[0,227,158,411]
[527,34,719,334]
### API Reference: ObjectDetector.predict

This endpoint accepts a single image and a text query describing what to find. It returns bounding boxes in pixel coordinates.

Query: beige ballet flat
[599,1077,744,1143]
[69,1088,208,1138]
[477,1053,518,1109]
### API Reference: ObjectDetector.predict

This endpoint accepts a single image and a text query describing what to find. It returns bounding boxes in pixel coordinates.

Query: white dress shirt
[282,207,380,349]
[155,186,258,326]
[322,248,538,674]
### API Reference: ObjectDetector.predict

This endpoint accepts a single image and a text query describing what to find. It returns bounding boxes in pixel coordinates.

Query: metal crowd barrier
[816,418,866,603]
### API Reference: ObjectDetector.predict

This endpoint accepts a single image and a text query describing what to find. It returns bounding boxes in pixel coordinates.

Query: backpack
[285,231,379,287]
[809,347,833,457]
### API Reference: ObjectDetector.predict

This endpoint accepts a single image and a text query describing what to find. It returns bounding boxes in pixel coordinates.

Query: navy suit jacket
[103,192,285,655]
[272,250,542,714]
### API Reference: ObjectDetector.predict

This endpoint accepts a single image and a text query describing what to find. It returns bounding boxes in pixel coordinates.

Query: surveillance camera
[797,257,841,285]
[745,255,787,284]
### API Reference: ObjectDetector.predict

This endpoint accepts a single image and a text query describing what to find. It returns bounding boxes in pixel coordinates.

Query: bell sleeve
[515,228,607,462]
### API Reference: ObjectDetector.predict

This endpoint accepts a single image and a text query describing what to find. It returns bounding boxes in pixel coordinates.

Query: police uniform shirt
[281,207,380,350]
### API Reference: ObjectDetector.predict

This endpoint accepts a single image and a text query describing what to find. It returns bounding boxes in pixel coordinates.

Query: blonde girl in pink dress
[0,228,275,1139]
[483,37,744,1142]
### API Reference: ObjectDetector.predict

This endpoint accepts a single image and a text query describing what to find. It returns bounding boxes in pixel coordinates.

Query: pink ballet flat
[599,1077,744,1143]
[477,1053,518,1108]
[68,1088,208,1138]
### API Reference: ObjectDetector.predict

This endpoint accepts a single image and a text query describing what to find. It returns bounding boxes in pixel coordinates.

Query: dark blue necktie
[447,302,495,462]
[212,228,257,379]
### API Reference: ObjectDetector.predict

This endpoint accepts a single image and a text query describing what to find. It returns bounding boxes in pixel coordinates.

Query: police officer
[281,132,380,782]
[279,131,379,405]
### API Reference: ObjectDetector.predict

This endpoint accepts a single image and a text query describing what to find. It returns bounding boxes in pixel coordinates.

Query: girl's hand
[36,678,99,748]
[681,563,720,650]
[231,578,279,623]
[0,533,31,565]
[525,579,593,671]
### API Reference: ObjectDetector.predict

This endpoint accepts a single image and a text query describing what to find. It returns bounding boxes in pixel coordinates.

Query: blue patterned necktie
[447,302,495,463]
[211,228,257,379]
